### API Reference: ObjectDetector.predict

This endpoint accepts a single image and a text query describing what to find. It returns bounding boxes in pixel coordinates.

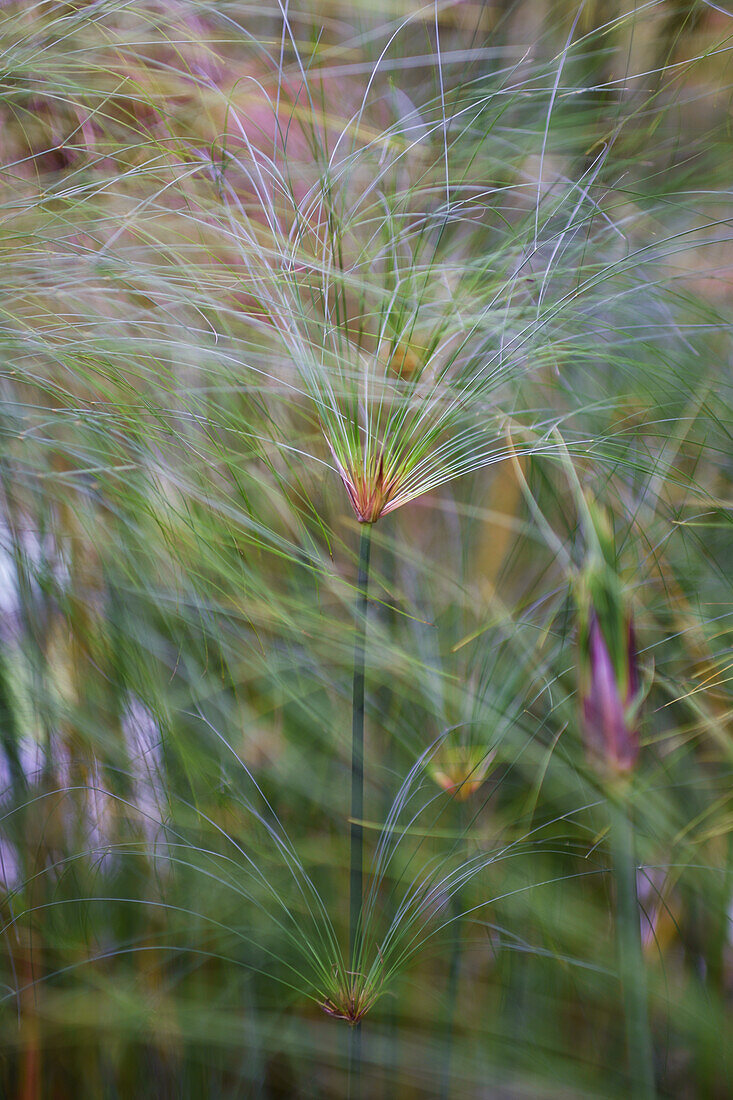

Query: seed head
[431,745,495,800]
[329,444,404,524]
[320,969,382,1025]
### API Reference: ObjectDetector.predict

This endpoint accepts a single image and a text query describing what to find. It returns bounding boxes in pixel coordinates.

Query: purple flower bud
[581,611,640,774]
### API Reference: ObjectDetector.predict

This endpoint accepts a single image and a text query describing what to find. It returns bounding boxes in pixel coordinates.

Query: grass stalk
[439,800,468,1100]
[350,524,373,965]
[439,889,463,1099]
[609,797,656,1100]
[348,1023,363,1100]
[348,523,373,1095]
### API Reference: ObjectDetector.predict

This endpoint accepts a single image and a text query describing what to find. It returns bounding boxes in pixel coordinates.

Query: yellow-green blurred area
[0,2,731,1097]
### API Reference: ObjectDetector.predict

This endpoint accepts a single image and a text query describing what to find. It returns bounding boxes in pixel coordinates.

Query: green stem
[439,801,467,1100]
[609,798,655,1100]
[348,524,372,1097]
[347,1023,362,1100]
[349,524,372,966]
[439,885,463,1099]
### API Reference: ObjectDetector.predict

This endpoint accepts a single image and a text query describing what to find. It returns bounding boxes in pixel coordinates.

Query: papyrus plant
[203,48,603,1093]
[217,128,563,1045]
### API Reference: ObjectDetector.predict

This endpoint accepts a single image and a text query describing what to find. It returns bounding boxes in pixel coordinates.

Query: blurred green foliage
[0,2,731,1097]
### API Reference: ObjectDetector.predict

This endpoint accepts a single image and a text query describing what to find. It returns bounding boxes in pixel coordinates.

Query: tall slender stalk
[348,523,372,1096]
[350,524,372,964]
[609,797,655,1100]
[439,837,465,1098]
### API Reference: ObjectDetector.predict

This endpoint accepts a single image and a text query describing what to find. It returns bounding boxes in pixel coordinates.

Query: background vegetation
[0,1,731,1096]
